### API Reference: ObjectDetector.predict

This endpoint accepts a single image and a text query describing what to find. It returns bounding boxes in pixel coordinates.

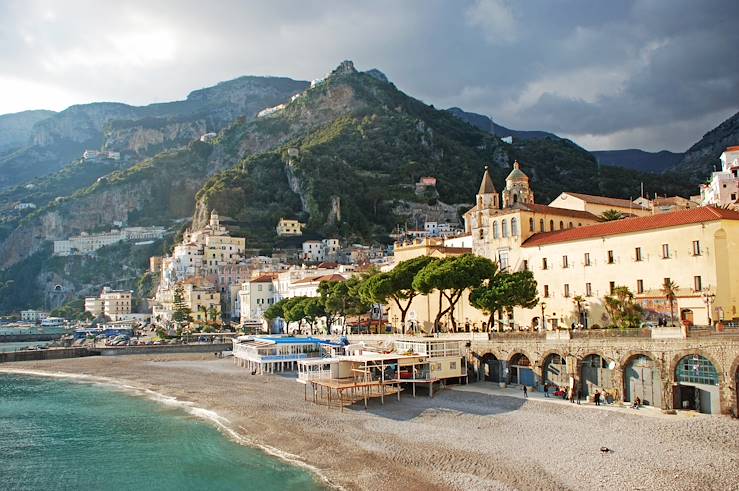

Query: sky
[0,0,737,152]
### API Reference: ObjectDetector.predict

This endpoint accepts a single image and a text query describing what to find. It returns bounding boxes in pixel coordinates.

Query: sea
[0,374,325,490]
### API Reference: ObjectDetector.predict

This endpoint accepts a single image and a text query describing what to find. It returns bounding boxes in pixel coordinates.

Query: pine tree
[172,284,192,326]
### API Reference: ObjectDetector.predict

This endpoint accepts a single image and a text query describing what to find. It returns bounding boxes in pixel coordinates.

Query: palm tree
[661,279,679,326]
[572,295,586,327]
[600,209,625,221]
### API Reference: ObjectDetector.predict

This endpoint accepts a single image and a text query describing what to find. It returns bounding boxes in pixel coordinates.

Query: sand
[2,353,737,491]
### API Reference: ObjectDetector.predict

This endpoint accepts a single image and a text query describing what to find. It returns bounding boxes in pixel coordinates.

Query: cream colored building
[182,278,221,323]
[238,274,278,325]
[276,218,304,237]
[549,192,650,217]
[385,165,739,332]
[84,297,104,317]
[86,287,132,318]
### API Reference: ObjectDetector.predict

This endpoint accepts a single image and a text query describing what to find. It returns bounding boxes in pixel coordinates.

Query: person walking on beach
[569,387,575,403]
[523,385,528,398]
[543,383,549,398]
[576,389,582,405]
[594,390,601,406]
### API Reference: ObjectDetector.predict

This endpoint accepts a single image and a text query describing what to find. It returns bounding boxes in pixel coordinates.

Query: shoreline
[1,354,737,490]
[0,366,341,491]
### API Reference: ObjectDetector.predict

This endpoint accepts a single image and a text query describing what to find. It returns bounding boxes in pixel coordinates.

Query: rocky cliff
[0,109,55,154]
[671,111,739,180]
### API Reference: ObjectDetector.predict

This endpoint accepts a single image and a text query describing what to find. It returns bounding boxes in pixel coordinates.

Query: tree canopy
[469,269,538,330]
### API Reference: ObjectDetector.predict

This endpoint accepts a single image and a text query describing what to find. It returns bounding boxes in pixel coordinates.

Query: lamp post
[701,290,716,327]
[540,302,547,332]
[392,314,398,334]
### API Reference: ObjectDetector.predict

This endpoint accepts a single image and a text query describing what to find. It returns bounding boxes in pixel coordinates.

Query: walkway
[451,382,707,420]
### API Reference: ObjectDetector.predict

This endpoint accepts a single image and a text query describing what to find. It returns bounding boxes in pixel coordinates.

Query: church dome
[506,161,529,181]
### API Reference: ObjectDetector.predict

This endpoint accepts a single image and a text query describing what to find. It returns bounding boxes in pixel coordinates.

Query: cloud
[0,0,736,151]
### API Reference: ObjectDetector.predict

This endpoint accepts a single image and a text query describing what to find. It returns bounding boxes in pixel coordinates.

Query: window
[257,284,262,292]
[543,285,550,298]
[693,275,702,292]
[562,255,569,268]
[511,218,519,236]
[663,277,671,288]
[559,220,564,230]
[585,283,592,296]
[479,228,484,240]
[635,247,642,262]
[609,281,615,294]
[450,361,457,370]
[637,279,644,294]
[502,219,508,237]
[676,355,718,385]
[568,221,573,228]
[493,221,499,239]
[529,218,534,232]
[498,250,509,270]
[584,253,591,266]
[539,219,545,232]
[607,250,614,264]
[563,284,570,297]
[542,258,548,270]
[549,219,554,231]
[662,243,670,259]
[522,260,529,271]
[692,240,701,256]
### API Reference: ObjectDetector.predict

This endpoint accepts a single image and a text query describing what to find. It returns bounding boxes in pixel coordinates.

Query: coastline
[0,366,341,491]
[2,354,737,490]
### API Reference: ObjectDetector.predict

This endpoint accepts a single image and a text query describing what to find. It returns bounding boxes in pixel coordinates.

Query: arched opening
[624,354,662,407]
[581,354,614,397]
[492,221,499,239]
[549,220,554,231]
[674,354,719,414]
[481,353,502,383]
[568,221,573,228]
[529,217,534,232]
[542,354,568,389]
[509,353,533,386]
[511,217,519,236]
[680,309,694,326]
[512,194,518,203]
[559,220,564,230]
[539,219,544,232]
[54,284,63,291]
[502,219,508,237]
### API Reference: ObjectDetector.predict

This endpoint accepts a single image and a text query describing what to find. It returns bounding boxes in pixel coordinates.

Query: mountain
[591,149,684,173]
[446,107,559,141]
[0,110,56,154]
[0,76,309,189]
[671,111,739,180]
[0,61,695,312]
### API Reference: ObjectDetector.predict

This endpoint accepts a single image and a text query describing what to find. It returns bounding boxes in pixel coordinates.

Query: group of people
[534,383,612,406]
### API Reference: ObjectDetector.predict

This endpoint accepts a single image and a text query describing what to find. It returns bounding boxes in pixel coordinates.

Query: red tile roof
[525,203,602,221]
[560,192,647,210]
[251,273,277,283]
[292,274,346,285]
[522,206,739,247]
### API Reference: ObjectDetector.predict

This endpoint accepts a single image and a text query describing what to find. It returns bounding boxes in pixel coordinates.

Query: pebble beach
[2,353,737,491]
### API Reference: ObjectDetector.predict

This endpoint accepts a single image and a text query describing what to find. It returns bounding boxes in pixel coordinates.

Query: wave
[0,367,343,491]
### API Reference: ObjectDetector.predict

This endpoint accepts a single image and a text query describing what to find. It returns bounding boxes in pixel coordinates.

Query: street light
[392,314,398,334]
[701,290,716,327]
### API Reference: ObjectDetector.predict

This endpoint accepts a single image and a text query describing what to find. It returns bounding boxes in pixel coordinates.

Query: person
[543,384,549,398]
[571,322,576,330]
[569,387,575,403]
[594,390,601,406]
[562,386,568,400]
[576,389,582,405]
[523,385,528,398]
[632,397,641,409]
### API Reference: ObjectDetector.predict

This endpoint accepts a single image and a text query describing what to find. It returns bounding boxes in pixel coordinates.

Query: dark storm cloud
[0,0,736,151]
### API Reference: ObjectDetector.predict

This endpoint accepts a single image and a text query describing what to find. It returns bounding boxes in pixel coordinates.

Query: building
[20,310,48,322]
[199,132,217,143]
[276,218,305,237]
[549,191,650,217]
[423,221,460,237]
[85,287,132,318]
[83,149,120,161]
[633,196,699,214]
[386,165,739,333]
[302,238,340,262]
[181,278,221,323]
[238,274,278,326]
[53,226,166,256]
[13,202,36,210]
[700,146,739,207]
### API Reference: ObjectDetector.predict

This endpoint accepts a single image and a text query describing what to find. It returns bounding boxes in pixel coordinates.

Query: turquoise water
[0,375,324,491]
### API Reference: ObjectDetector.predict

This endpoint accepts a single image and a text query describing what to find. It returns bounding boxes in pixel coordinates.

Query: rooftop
[559,192,646,210]
[522,206,739,247]
[292,273,346,285]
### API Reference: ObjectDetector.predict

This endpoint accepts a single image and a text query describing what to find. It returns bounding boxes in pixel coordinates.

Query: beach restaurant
[232,336,343,374]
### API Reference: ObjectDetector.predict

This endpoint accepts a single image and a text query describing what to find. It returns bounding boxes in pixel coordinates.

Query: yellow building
[276,218,305,237]
[204,235,246,270]
[549,192,651,217]
[386,164,739,332]
[182,278,221,323]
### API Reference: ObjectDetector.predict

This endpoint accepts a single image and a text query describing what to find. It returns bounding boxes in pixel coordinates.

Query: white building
[238,274,278,326]
[276,218,304,237]
[20,310,48,322]
[424,222,460,237]
[14,202,36,210]
[53,226,166,256]
[701,146,739,207]
[302,238,340,262]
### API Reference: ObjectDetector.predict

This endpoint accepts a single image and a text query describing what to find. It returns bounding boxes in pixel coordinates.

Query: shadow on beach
[348,385,526,421]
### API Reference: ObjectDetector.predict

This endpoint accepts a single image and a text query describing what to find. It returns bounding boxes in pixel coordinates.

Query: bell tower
[476,166,499,210]
[502,161,534,208]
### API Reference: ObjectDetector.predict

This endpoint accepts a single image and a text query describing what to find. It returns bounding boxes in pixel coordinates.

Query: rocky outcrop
[0,109,55,154]
[672,111,739,179]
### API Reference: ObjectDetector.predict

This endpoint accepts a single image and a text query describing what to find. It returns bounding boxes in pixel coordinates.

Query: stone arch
[479,352,501,383]
[579,352,615,398]
[671,351,722,414]
[730,356,739,418]
[621,351,663,407]
[540,351,568,388]
[508,351,534,385]
[668,350,723,381]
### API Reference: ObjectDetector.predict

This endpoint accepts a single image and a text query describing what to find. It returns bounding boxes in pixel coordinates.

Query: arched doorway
[624,355,661,407]
[481,353,502,383]
[680,309,694,326]
[674,354,719,414]
[581,354,614,397]
[509,353,533,386]
[542,354,568,388]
